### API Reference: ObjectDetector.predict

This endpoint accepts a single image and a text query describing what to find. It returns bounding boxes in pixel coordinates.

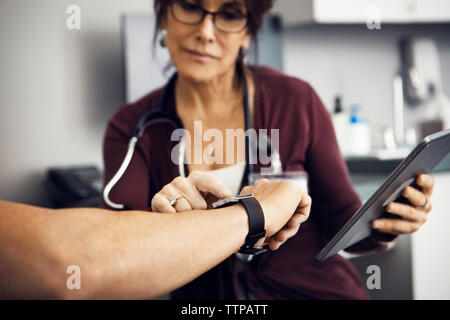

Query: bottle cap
[334,96,343,114]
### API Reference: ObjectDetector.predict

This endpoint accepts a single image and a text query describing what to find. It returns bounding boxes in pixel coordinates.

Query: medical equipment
[103,71,281,210]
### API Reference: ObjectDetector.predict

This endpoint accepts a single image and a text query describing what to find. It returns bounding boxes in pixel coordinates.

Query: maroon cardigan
[102,65,386,299]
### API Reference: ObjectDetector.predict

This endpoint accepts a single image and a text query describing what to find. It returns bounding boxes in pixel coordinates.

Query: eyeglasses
[170,0,248,33]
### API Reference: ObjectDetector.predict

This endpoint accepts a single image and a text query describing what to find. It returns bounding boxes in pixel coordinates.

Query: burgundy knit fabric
[101,65,386,299]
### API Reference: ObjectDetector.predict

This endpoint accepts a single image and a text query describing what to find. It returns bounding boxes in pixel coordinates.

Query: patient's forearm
[0,201,248,299]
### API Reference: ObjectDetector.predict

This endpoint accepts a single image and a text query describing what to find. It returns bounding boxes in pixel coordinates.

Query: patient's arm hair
[0,200,248,299]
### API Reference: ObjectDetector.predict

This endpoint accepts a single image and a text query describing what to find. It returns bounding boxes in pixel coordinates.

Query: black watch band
[213,194,267,255]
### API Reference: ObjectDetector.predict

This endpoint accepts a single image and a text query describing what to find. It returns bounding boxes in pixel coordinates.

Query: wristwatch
[213,194,267,255]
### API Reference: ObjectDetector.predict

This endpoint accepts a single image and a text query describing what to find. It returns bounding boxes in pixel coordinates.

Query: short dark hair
[152,0,275,87]
[153,0,275,39]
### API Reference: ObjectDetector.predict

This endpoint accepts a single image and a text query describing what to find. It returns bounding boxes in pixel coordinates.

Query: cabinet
[272,0,450,27]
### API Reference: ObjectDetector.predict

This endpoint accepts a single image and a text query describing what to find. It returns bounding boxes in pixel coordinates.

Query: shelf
[345,152,450,175]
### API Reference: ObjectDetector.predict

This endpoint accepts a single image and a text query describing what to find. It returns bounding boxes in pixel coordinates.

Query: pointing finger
[189,171,233,199]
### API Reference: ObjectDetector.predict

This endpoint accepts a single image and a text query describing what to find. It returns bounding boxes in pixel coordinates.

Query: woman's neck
[175,67,244,118]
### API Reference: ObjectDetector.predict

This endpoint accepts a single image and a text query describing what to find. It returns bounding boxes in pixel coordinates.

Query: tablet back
[316,129,450,261]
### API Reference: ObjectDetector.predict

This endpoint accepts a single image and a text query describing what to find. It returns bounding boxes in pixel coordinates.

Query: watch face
[212,194,253,209]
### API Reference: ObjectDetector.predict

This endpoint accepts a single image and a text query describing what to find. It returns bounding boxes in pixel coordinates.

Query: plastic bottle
[331,96,348,155]
[347,105,371,156]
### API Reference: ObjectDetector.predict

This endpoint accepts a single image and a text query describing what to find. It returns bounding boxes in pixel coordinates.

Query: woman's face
[162,0,251,83]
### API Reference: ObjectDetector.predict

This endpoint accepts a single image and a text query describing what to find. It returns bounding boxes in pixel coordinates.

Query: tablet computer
[316,129,450,262]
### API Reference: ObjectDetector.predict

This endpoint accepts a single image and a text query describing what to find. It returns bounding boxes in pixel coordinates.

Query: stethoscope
[103,70,279,210]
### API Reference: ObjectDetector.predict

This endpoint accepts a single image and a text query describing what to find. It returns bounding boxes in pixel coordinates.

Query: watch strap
[238,196,267,255]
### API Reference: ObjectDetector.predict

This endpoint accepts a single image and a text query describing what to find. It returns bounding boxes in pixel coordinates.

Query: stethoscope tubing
[103,137,138,210]
[103,71,253,210]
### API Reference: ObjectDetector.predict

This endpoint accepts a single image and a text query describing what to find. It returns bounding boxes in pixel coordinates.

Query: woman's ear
[242,34,251,52]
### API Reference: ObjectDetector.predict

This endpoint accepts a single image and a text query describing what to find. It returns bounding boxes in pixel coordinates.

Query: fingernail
[417,175,423,185]
[386,203,394,212]
[402,187,410,196]
[372,221,381,229]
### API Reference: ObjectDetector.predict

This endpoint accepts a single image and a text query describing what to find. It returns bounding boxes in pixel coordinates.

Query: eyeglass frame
[169,0,249,34]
